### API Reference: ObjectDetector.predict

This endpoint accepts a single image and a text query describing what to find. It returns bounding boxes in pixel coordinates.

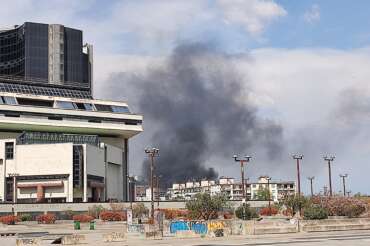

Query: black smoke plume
[103,43,284,187]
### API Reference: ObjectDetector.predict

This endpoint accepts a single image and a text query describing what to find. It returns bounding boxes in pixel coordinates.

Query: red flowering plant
[259,207,278,216]
[0,215,19,225]
[72,214,94,223]
[36,214,56,224]
[311,196,366,218]
[100,211,126,221]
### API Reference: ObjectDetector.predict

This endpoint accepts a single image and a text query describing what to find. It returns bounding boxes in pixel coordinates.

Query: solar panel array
[0,82,92,99]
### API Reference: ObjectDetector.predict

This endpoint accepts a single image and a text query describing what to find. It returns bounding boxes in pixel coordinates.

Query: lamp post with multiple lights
[324,156,335,197]
[233,155,252,201]
[145,147,159,220]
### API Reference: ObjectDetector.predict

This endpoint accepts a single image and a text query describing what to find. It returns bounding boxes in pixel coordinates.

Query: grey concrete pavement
[129,230,370,246]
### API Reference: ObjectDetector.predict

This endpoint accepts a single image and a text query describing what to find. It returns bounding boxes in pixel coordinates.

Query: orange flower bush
[72,214,94,223]
[259,207,278,216]
[36,214,56,224]
[100,211,126,221]
[0,215,19,225]
[157,209,190,220]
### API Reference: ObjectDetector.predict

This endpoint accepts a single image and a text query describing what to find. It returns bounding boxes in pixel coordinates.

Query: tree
[186,193,228,220]
[280,194,309,216]
[235,203,258,220]
[132,203,149,219]
[254,187,270,200]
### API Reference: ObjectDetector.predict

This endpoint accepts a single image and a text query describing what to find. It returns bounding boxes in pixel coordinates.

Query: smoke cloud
[103,43,284,187]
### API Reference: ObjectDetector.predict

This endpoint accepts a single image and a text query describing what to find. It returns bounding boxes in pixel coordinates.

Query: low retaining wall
[300,218,370,232]
[0,201,269,214]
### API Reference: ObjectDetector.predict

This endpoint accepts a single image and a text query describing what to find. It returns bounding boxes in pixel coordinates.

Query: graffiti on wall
[170,221,208,234]
[170,221,227,235]
[127,224,145,234]
[207,221,225,231]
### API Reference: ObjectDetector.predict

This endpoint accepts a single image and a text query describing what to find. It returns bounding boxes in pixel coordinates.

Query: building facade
[167,176,296,202]
[0,22,142,203]
[0,22,92,92]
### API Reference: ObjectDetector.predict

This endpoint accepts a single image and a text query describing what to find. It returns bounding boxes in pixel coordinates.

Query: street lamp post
[155,175,162,207]
[145,147,159,221]
[127,175,135,209]
[233,155,252,201]
[292,155,303,197]
[339,174,348,197]
[324,156,335,197]
[266,177,272,216]
[307,176,315,197]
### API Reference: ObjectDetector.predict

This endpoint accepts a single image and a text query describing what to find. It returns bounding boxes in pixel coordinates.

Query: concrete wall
[16,143,73,202]
[0,200,269,214]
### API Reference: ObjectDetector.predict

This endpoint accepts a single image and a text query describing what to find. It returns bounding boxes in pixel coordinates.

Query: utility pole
[339,174,348,197]
[266,177,272,216]
[245,177,250,200]
[292,155,303,197]
[307,176,315,197]
[156,175,162,207]
[324,156,335,197]
[233,155,252,201]
[145,147,159,221]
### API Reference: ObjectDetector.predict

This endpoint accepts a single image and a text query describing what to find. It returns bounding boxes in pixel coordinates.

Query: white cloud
[217,0,287,36]
[304,4,320,23]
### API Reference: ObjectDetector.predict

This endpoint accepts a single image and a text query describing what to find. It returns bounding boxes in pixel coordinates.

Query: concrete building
[167,176,296,202]
[0,22,92,92]
[0,22,143,203]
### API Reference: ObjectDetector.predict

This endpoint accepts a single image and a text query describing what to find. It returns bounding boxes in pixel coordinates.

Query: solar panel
[0,82,92,99]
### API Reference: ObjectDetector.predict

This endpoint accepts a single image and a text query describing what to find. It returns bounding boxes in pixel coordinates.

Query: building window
[55,101,75,110]
[73,145,84,188]
[5,142,14,160]
[2,96,17,105]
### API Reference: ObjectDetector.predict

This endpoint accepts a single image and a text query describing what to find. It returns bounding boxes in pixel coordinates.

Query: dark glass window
[111,105,130,113]
[2,96,17,105]
[17,97,53,107]
[5,142,14,159]
[55,101,75,109]
[73,145,84,188]
[94,104,112,112]
[83,103,94,111]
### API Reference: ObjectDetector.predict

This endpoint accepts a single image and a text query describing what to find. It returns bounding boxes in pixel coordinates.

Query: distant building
[167,176,296,202]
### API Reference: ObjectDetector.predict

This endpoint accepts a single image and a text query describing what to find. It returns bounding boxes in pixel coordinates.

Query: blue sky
[2,0,370,194]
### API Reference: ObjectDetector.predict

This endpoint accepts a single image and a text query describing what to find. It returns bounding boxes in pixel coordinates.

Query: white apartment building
[167,176,296,202]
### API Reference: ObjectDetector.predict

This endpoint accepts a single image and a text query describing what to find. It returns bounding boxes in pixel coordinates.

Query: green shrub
[132,203,149,219]
[20,213,33,222]
[88,205,105,219]
[235,203,259,220]
[303,206,328,220]
[281,195,310,215]
[186,193,228,220]
[344,204,366,218]
[62,210,75,220]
